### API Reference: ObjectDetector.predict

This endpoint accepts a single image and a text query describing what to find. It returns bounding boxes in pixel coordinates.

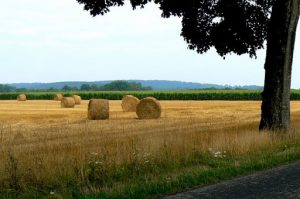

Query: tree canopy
[79,81,152,91]
[76,0,274,57]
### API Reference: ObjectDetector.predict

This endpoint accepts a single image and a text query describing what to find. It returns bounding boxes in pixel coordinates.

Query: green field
[2,90,300,101]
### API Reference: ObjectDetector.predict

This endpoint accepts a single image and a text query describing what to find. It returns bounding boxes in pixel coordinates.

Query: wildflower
[210,149,226,158]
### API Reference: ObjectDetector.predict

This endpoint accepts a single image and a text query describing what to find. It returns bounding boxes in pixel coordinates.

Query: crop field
[1,100,300,198]
[1,90,300,100]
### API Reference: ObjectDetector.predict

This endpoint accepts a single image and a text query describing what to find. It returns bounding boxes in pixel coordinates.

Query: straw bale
[17,94,27,101]
[121,95,140,112]
[88,99,109,120]
[136,97,161,119]
[73,95,82,105]
[54,93,63,101]
[61,97,75,108]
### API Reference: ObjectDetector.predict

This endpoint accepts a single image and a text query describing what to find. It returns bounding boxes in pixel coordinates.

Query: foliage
[102,80,152,91]
[62,85,79,91]
[0,84,16,92]
[80,81,152,91]
[76,0,275,57]
[0,81,152,93]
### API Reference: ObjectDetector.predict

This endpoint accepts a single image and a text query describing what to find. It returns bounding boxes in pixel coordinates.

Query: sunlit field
[1,100,300,198]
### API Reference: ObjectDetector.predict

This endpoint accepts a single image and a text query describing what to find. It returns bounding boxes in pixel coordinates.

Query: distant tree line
[0,80,268,92]
[0,84,24,92]
[62,81,152,91]
[0,81,153,92]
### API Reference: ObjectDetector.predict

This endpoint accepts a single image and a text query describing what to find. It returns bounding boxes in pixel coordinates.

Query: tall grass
[0,118,300,198]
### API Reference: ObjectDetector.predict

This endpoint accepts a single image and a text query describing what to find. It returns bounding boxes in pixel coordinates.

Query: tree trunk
[259,0,299,131]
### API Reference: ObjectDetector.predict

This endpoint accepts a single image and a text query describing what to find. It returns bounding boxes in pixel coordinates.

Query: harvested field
[0,100,300,198]
[1,100,299,127]
[1,100,300,151]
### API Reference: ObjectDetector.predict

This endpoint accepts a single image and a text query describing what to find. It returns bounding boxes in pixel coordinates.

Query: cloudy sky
[0,0,299,87]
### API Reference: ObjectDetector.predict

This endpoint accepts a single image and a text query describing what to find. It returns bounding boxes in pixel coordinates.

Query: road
[164,161,300,199]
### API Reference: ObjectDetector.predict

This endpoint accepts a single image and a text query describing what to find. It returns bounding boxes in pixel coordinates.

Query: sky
[0,0,299,88]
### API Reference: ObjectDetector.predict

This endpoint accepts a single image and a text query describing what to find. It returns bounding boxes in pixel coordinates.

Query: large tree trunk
[259,0,299,131]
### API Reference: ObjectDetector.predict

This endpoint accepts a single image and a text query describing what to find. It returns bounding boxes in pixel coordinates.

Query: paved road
[164,161,300,199]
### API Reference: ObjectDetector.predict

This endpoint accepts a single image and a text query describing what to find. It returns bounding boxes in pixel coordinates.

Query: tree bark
[259,0,299,131]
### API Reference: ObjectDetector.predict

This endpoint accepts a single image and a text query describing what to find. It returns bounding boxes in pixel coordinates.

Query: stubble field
[1,100,300,198]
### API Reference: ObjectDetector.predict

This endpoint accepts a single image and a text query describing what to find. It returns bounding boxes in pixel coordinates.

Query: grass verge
[1,138,299,199]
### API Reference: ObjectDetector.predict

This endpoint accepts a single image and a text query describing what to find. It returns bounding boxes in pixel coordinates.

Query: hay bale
[17,94,27,101]
[121,95,140,112]
[61,97,75,108]
[88,99,109,120]
[136,97,161,119]
[73,95,82,105]
[54,93,63,101]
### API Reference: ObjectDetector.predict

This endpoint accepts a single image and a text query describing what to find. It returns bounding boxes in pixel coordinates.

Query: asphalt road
[164,161,300,199]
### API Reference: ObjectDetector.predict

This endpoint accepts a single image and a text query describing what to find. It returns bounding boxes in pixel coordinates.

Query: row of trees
[63,81,152,91]
[0,81,152,92]
[0,84,15,92]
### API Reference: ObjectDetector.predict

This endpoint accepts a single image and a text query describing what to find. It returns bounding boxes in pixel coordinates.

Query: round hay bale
[61,97,75,108]
[88,99,109,120]
[72,95,82,105]
[17,94,27,101]
[121,95,140,112]
[54,93,63,101]
[136,97,161,119]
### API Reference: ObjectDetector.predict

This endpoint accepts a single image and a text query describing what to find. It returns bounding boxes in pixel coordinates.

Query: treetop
[76,0,275,57]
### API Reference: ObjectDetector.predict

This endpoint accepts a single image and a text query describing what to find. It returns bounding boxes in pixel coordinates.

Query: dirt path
[164,161,300,199]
